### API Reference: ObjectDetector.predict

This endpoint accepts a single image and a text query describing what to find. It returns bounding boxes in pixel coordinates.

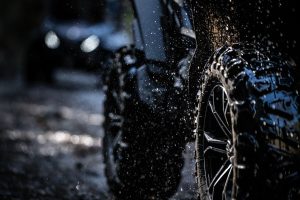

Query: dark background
[0,0,45,80]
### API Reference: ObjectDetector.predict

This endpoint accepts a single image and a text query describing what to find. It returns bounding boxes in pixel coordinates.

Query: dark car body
[25,0,129,84]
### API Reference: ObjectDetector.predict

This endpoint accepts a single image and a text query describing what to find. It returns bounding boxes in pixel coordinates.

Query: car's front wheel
[195,44,300,200]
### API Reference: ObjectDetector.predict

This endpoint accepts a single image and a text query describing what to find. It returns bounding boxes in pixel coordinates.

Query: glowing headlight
[80,35,100,53]
[45,31,60,49]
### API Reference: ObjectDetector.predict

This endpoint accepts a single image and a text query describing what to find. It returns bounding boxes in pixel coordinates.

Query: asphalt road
[0,71,196,200]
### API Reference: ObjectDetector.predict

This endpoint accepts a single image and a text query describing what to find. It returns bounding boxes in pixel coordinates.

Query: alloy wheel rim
[202,84,233,200]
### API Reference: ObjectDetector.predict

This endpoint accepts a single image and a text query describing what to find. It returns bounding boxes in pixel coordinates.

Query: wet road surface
[0,71,196,200]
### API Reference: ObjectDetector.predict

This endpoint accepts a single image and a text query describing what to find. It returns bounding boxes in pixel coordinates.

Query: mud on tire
[195,44,300,200]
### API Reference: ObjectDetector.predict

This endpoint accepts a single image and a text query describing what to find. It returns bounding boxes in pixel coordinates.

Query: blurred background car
[25,0,130,85]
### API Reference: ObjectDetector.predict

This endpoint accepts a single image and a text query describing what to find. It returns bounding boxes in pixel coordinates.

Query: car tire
[103,47,185,199]
[195,44,300,200]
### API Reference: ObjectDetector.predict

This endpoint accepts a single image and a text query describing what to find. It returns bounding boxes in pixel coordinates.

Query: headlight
[45,31,60,49]
[80,35,100,53]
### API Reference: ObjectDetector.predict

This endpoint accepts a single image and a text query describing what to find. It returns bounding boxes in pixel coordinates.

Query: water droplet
[76,181,80,190]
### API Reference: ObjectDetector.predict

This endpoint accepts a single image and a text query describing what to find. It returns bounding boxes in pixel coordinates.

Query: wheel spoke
[208,160,231,192]
[208,101,231,138]
[222,89,226,115]
[222,90,230,125]
[222,166,233,200]
[204,146,227,155]
[204,131,227,145]
[208,86,231,138]
[203,132,227,156]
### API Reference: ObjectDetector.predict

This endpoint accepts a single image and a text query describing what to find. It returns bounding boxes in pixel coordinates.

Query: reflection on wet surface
[0,72,107,200]
[0,71,196,199]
